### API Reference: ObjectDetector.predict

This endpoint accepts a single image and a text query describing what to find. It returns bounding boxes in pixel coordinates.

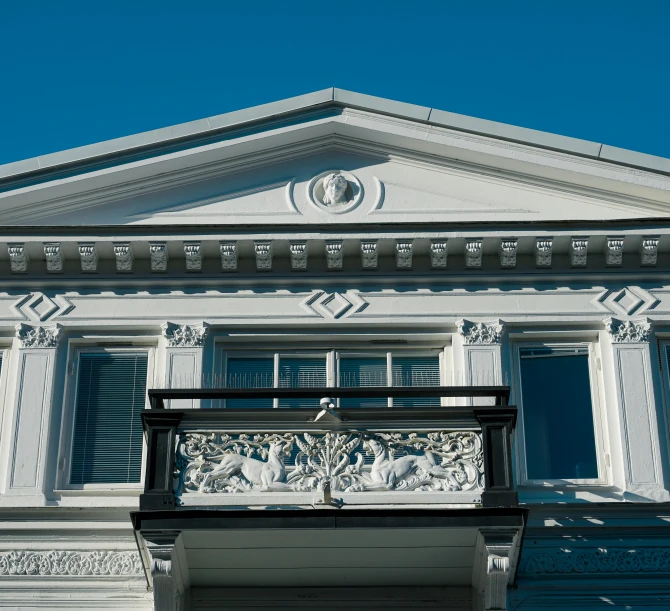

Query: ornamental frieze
[176,430,483,495]
[0,550,143,577]
[523,548,670,575]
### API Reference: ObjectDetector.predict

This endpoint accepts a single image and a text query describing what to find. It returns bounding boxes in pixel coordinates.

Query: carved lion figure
[322,173,349,206]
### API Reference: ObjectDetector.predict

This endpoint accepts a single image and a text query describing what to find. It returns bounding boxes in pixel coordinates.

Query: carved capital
[472,530,516,611]
[162,322,209,347]
[16,323,61,348]
[604,317,652,343]
[457,319,504,345]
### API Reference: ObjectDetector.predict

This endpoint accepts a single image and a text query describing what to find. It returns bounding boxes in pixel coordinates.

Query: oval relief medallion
[307,170,364,214]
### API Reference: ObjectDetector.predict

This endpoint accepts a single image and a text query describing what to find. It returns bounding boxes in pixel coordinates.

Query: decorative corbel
[220,241,238,271]
[149,242,169,272]
[395,240,413,269]
[605,237,624,266]
[113,242,134,273]
[465,239,483,268]
[325,240,343,270]
[640,237,659,267]
[184,242,202,271]
[361,240,378,269]
[254,241,272,271]
[430,240,448,268]
[570,237,589,267]
[499,239,517,268]
[289,241,308,270]
[143,532,189,611]
[8,243,29,273]
[78,243,98,272]
[472,530,517,611]
[535,237,553,267]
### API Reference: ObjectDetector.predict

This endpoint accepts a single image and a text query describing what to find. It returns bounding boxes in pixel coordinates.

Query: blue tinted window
[519,347,598,480]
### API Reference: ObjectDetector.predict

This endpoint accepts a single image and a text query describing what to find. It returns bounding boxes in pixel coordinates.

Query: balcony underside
[133,507,525,589]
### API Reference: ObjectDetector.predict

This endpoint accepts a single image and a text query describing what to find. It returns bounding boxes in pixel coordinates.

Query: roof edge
[1,87,669,184]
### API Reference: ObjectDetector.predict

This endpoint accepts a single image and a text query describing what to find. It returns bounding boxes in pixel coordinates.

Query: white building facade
[0,89,670,610]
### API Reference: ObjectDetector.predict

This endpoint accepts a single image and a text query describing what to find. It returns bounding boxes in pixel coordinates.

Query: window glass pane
[226,357,274,408]
[70,352,147,485]
[519,347,598,480]
[339,356,387,407]
[278,357,327,408]
[392,355,440,407]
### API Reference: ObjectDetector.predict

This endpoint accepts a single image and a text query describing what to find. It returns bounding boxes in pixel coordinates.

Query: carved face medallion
[308,170,364,214]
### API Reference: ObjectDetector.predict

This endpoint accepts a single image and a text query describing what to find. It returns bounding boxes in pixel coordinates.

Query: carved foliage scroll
[0,550,143,577]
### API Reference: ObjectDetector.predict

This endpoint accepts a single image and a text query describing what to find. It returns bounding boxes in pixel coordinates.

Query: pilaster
[603,317,669,500]
[161,322,209,409]
[456,320,505,406]
[1,324,61,505]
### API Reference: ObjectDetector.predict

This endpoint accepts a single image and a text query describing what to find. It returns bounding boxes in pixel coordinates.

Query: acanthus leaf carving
[16,323,61,348]
[457,319,504,345]
[176,430,483,496]
[162,322,209,347]
[604,317,652,343]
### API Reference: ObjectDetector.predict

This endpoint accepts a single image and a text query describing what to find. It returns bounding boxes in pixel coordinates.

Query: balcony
[132,387,526,611]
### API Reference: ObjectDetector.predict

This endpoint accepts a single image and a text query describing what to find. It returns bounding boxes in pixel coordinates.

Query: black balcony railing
[140,386,517,512]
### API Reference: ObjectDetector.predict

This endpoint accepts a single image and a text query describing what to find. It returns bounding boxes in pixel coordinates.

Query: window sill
[55,487,143,497]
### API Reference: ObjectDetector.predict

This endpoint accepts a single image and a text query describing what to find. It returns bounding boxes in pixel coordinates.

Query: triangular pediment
[1,90,669,226]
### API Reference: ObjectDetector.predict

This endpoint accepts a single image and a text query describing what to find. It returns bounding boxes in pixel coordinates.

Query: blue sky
[1,1,668,165]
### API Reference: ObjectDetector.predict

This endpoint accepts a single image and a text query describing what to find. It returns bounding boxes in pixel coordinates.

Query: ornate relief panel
[176,430,483,497]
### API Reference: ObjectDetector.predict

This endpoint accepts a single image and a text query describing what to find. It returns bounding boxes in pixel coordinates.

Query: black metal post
[140,411,183,510]
[474,408,518,507]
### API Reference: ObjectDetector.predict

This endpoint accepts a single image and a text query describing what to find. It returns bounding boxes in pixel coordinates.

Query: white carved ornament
[162,322,209,347]
[0,550,143,576]
[604,317,652,343]
[16,323,60,348]
[457,319,504,345]
[176,430,483,495]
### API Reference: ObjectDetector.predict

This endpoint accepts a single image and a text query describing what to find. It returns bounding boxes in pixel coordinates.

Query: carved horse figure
[199,440,292,492]
[363,438,463,491]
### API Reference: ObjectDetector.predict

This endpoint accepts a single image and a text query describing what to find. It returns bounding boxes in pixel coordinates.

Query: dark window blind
[70,352,148,485]
[392,355,441,406]
[339,357,388,407]
[226,357,274,408]
[279,357,327,408]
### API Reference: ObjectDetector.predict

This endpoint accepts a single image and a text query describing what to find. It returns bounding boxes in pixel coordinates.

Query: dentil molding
[161,322,209,347]
[457,319,505,345]
[0,550,143,577]
[604,317,652,343]
[15,323,61,348]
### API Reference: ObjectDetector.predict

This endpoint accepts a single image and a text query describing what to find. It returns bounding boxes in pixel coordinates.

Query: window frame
[511,340,609,487]
[57,344,156,493]
[220,348,447,408]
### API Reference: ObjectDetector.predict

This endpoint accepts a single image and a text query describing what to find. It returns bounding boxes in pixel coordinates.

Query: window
[517,345,600,482]
[222,350,442,408]
[69,351,149,485]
